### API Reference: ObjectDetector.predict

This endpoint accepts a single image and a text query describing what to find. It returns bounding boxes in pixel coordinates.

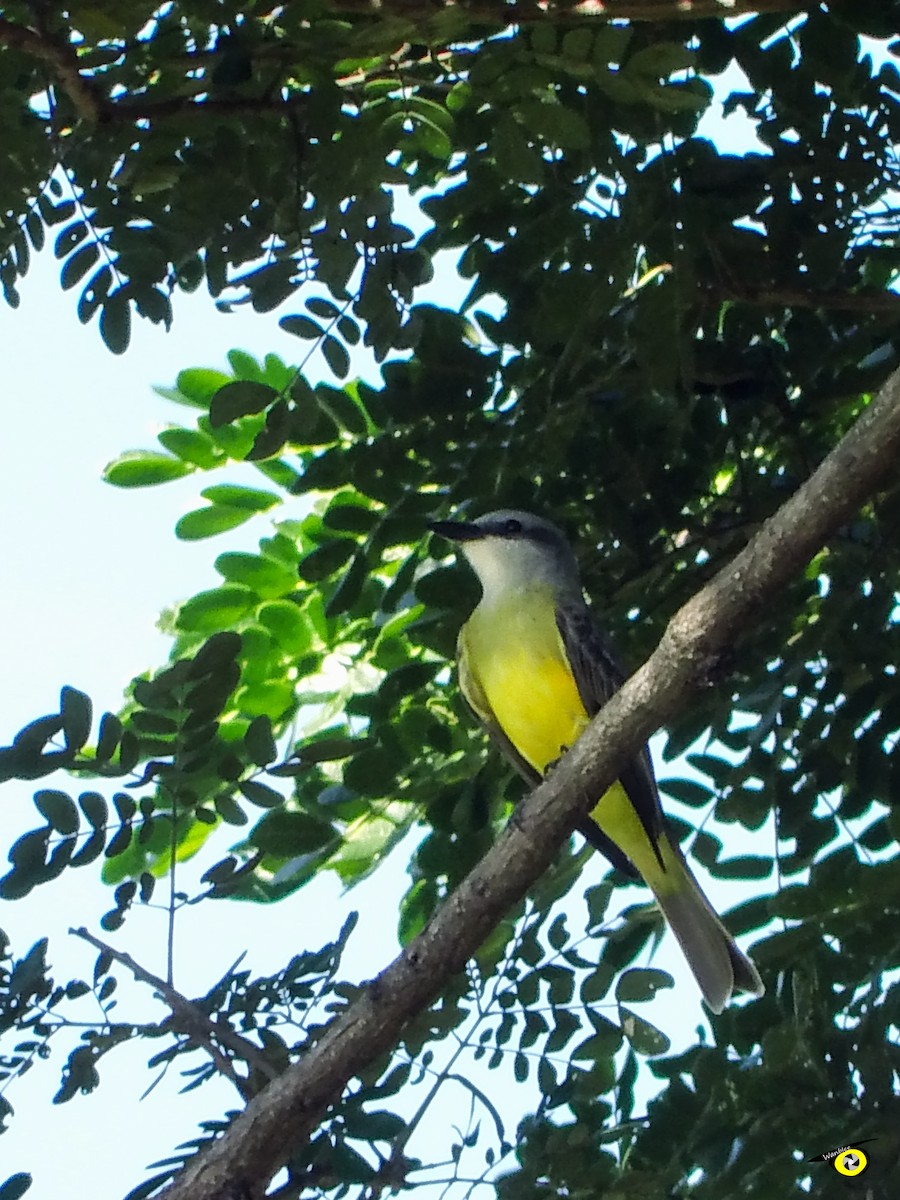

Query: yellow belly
[463,589,668,884]
[464,590,588,774]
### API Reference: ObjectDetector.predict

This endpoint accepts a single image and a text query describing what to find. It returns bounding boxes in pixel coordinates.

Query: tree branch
[70,927,277,1100]
[316,0,813,24]
[157,369,900,1200]
[0,17,105,123]
[701,284,900,315]
[0,1,818,130]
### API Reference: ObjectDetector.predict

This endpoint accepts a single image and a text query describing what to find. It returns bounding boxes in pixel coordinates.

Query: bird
[429,508,763,1013]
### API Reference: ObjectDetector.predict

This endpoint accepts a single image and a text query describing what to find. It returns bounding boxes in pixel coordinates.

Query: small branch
[157,369,900,1200]
[701,284,900,315]
[0,16,105,122]
[70,927,277,1098]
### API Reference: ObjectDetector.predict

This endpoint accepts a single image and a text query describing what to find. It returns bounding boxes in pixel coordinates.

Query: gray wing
[458,626,639,878]
[555,599,665,866]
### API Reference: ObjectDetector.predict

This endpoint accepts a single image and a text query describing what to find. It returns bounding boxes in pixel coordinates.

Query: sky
[0,76,775,1200]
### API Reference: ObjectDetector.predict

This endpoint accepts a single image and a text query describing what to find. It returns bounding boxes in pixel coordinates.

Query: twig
[70,927,277,1098]
[167,799,177,988]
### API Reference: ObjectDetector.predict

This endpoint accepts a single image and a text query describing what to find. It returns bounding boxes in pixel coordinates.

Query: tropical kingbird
[430,509,763,1012]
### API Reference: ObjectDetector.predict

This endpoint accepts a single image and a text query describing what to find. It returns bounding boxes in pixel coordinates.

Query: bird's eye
[504,518,522,534]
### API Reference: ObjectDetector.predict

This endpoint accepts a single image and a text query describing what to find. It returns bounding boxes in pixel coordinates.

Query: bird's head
[429,509,582,599]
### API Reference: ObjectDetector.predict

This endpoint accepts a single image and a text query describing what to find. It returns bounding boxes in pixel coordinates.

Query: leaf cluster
[2,4,900,1198]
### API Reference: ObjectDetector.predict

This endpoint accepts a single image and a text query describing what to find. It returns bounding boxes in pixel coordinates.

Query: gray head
[429,509,583,600]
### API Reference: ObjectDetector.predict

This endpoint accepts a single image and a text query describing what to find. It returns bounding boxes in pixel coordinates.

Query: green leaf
[176,368,233,407]
[659,777,713,807]
[298,737,371,763]
[614,967,673,1004]
[342,746,396,796]
[618,1007,670,1056]
[176,585,256,633]
[299,539,356,583]
[256,601,314,654]
[79,792,107,828]
[60,686,92,751]
[562,28,593,61]
[215,552,297,597]
[585,881,613,930]
[235,679,296,719]
[490,114,546,184]
[342,1107,407,1143]
[239,780,285,807]
[329,1142,374,1184]
[175,505,254,540]
[572,1020,622,1060]
[323,503,378,534]
[321,334,350,379]
[337,314,360,345]
[325,553,366,617]
[61,242,99,291]
[244,716,277,766]
[209,380,279,427]
[227,349,263,380]
[54,220,87,258]
[34,789,79,835]
[413,566,467,607]
[0,1172,32,1200]
[214,794,248,826]
[592,24,632,65]
[200,484,280,512]
[103,451,192,488]
[709,855,773,880]
[517,100,590,151]
[252,810,336,854]
[626,43,696,79]
[94,714,122,762]
[99,289,131,355]
[279,314,323,339]
[157,427,224,469]
[636,78,712,114]
[245,400,290,461]
[317,385,369,436]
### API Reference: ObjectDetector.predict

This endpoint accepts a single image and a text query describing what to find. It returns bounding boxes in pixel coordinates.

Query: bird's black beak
[428,519,484,543]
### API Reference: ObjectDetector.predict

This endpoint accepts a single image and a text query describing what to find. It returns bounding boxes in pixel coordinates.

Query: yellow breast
[463,589,589,774]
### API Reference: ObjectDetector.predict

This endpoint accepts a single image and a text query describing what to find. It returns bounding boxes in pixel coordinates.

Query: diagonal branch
[158,368,900,1200]
[70,927,277,1100]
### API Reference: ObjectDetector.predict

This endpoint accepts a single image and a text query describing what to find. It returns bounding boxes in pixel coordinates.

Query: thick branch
[159,370,900,1200]
[70,927,277,1099]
